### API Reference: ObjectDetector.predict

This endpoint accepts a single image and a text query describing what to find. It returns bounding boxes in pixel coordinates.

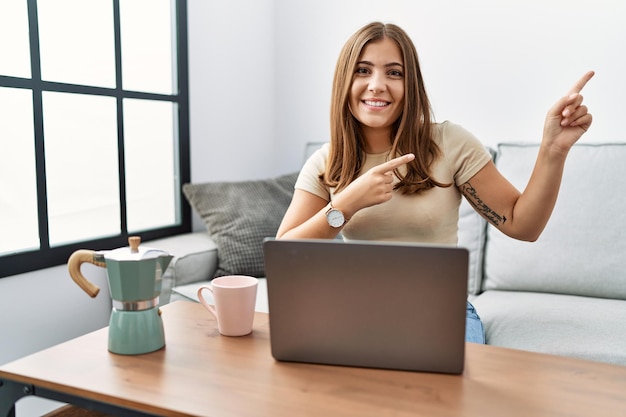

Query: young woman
[276,21,593,343]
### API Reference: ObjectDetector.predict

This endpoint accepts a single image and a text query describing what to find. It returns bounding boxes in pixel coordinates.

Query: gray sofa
[149,142,626,367]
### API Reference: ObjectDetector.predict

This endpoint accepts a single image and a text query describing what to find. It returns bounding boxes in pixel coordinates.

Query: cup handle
[197,286,218,319]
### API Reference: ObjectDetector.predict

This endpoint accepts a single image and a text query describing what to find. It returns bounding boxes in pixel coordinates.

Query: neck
[362,126,393,154]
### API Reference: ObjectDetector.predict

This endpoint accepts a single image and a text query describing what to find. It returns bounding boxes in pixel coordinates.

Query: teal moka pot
[68,236,173,355]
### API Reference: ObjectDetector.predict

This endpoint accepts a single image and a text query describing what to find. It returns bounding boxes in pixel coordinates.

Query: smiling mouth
[363,100,389,108]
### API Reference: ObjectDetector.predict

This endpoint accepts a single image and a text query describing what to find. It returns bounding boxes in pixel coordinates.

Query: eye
[355,66,370,75]
[388,69,403,78]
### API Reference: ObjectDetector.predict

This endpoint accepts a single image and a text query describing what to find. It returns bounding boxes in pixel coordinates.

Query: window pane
[37,0,115,88]
[0,1,31,78]
[43,92,120,245]
[120,0,176,94]
[0,87,39,254]
[124,98,179,231]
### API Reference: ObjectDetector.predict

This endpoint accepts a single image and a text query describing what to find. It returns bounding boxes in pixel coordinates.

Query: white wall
[186,0,625,229]
[187,0,276,183]
[187,0,625,227]
[271,0,624,179]
[2,1,625,414]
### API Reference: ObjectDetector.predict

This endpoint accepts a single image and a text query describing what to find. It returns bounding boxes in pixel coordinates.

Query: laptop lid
[263,239,469,374]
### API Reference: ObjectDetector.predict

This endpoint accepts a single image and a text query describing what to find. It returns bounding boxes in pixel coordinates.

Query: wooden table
[2,301,626,417]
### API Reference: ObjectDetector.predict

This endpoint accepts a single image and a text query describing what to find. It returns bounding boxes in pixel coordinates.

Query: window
[0,0,190,278]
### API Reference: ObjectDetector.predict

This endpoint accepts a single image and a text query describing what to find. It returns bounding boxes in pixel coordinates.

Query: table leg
[0,379,33,417]
[1,378,157,417]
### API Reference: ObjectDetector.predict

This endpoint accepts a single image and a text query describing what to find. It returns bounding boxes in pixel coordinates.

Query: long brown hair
[323,21,451,194]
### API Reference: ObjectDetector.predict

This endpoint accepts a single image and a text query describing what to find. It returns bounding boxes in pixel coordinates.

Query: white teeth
[364,100,388,107]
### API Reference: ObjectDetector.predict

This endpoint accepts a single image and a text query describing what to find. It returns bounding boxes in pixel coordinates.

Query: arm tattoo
[460,182,507,227]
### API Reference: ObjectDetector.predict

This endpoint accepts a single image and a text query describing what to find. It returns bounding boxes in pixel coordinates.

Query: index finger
[375,153,415,173]
[568,70,595,95]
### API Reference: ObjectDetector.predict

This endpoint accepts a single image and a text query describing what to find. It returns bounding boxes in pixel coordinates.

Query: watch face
[327,209,345,228]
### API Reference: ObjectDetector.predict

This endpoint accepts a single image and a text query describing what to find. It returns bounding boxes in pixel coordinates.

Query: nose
[368,71,386,94]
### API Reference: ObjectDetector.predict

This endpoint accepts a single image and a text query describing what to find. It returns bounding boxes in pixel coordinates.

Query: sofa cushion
[483,143,626,300]
[472,290,626,366]
[183,172,298,278]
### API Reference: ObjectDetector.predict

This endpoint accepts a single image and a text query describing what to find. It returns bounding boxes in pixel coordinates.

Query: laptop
[262,239,469,374]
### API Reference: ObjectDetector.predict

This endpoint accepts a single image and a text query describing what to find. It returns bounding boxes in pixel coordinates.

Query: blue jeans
[466,301,485,344]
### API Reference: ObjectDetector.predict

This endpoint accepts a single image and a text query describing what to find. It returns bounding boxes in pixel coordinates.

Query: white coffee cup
[197,275,258,336]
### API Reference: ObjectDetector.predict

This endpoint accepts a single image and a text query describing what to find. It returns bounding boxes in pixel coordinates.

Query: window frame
[0,0,191,278]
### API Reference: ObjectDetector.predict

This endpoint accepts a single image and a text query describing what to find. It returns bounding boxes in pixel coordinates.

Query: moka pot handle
[67,249,106,298]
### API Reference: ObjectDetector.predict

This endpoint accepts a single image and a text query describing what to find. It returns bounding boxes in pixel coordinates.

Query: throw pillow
[182,172,299,278]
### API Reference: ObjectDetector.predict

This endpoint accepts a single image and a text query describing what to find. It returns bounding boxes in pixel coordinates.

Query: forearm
[277,204,345,240]
[508,145,568,241]
[276,190,349,240]
[506,71,594,240]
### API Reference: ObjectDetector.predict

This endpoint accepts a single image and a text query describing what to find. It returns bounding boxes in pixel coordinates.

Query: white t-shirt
[295,121,491,245]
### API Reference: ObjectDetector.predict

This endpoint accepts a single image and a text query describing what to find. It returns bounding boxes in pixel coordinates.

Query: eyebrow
[357,60,404,68]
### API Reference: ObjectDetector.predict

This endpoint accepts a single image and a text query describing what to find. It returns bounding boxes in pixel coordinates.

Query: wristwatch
[325,203,348,228]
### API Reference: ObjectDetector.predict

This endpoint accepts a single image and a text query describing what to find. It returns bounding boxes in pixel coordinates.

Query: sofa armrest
[145,232,218,305]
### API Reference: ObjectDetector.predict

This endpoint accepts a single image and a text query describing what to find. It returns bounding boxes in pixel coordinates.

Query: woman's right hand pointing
[333,153,415,217]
